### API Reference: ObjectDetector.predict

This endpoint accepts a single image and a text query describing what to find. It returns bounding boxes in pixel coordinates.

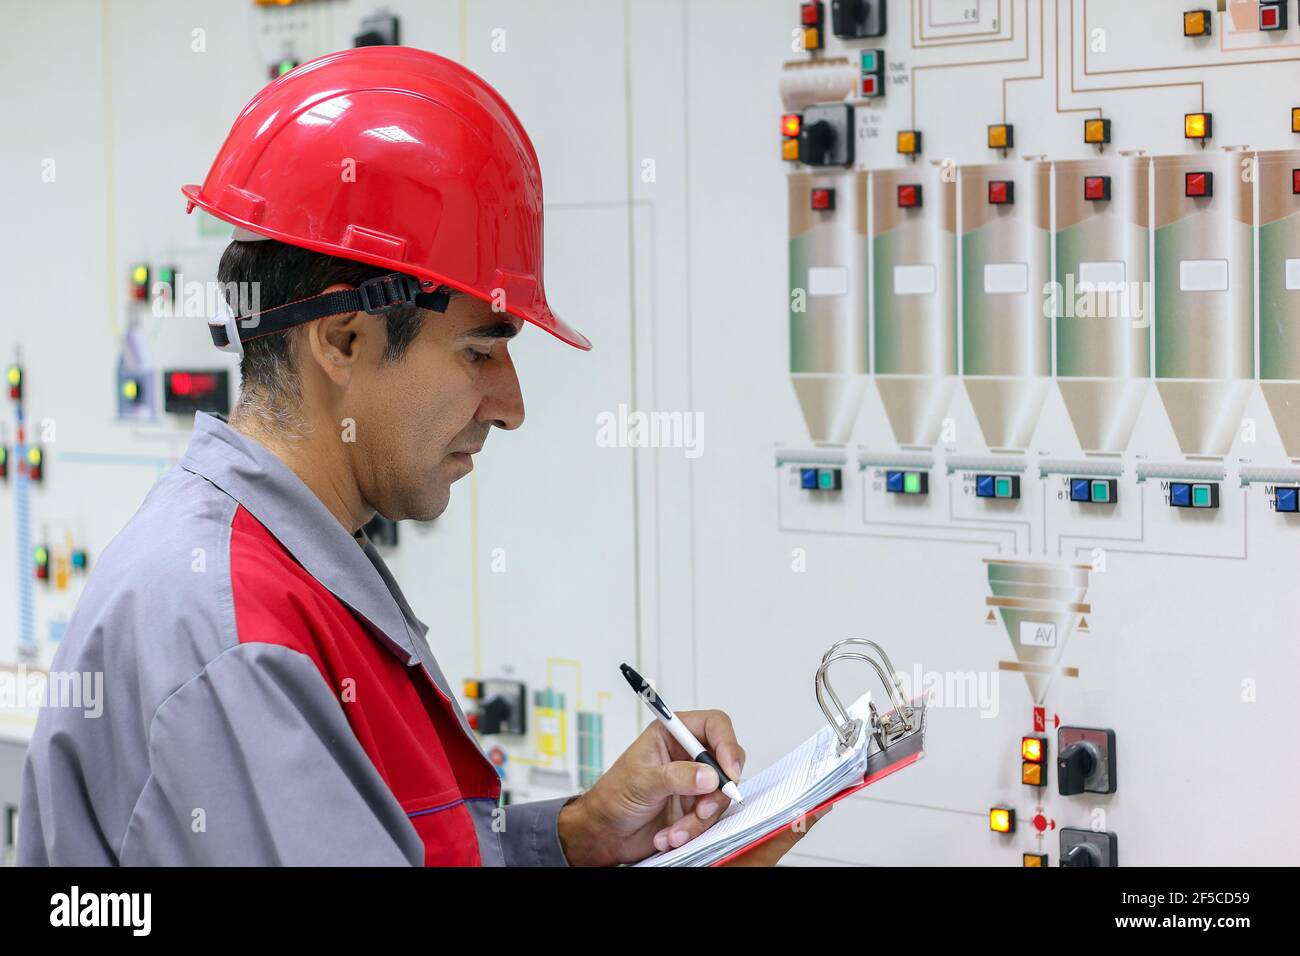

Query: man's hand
[556,709,824,867]
[556,709,742,866]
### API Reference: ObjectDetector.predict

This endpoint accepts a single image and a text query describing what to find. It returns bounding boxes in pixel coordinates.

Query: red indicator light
[1185,171,1212,198]
[801,1,821,26]
[781,113,801,138]
[897,184,921,208]
[811,188,835,211]
[1084,175,1111,201]
[989,180,1014,205]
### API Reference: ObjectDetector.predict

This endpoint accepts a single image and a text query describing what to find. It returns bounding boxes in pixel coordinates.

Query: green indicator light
[995,476,1012,498]
[34,547,47,565]
[862,50,877,72]
[1091,480,1110,503]
[904,472,921,494]
[1193,484,1211,507]
[818,470,834,489]
[277,60,297,76]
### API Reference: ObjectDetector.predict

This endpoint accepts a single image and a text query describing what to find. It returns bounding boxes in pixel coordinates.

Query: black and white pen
[620,663,743,803]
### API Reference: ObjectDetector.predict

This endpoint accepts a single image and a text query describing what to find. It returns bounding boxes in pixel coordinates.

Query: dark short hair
[216,239,427,414]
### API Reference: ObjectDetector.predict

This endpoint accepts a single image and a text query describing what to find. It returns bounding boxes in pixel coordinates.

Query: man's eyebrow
[462,321,520,340]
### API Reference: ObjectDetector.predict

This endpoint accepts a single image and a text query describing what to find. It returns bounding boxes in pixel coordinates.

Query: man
[18,47,822,865]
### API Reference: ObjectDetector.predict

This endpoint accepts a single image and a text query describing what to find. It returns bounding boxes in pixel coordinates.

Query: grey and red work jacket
[18,412,570,866]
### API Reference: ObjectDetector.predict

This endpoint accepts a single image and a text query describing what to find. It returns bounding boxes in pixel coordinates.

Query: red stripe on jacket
[228,506,500,865]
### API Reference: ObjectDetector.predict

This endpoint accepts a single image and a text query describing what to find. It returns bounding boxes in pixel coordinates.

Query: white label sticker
[1179,259,1229,292]
[893,264,936,295]
[1077,260,1125,288]
[1286,259,1300,291]
[1019,620,1058,648]
[984,262,1029,294]
[808,266,848,296]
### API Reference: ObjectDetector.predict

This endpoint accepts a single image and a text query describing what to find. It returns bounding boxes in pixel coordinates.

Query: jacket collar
[180,412,420,663]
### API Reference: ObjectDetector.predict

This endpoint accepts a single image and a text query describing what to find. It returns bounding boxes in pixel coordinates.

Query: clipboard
[709,638,928,866]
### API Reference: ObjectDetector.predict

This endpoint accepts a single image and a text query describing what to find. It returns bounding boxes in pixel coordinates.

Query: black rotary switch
[1061,842,1102,867]
[1057,741,1097,795]
[799,119,835,166]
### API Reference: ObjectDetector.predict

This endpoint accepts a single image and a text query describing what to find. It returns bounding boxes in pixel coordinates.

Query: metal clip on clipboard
[815,638,927,771]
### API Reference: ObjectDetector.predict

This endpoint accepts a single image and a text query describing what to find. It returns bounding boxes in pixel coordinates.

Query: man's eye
[465,347,491,364]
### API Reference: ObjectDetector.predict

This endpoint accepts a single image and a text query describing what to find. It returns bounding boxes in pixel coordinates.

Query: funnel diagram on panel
[872,164,958,448]
[1054,155,1152,456]
[1154,150,1254,459]
[985,559,1088,704]
[789,167,868,444]
[1257,150,1300,460]
[961,160,1053,453]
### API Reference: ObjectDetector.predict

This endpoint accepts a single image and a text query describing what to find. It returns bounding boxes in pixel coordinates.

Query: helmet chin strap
[207,272,451,357]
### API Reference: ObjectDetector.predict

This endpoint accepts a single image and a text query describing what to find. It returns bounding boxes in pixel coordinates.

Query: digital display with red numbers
[164,369,230,415]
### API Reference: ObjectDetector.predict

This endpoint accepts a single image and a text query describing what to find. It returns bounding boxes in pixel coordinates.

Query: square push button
[817,467,842,491]
[1185,171,1212,198]
[1090,479,1114,503]
[1070,478,1091,502]
[1191,483,1218,508]
[1276,486,1299,512]
[886,470,928,495]
[800,467,819,490]
[1170,482,1192,507]
[1084,175,1111,201]
[977,474,1020,499]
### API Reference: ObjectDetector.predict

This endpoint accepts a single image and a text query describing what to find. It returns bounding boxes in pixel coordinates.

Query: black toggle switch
[831,0,886,37]
[798,104,855,167]
[799,120,834,166]
[1061,842,1102,867]
[1057,741,1097,795]
[1060,827,1118,866]
[1057,726,1117,795]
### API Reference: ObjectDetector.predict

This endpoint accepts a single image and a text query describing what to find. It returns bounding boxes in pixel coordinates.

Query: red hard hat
[182,46,590,351]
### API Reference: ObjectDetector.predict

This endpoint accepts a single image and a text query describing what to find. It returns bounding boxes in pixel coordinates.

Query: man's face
[344,294,525,522]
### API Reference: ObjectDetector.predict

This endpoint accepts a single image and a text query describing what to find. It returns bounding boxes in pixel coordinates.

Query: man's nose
[479,349,525,431]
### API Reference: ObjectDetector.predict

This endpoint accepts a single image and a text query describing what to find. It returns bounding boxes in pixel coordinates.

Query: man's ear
[302,283,371,387]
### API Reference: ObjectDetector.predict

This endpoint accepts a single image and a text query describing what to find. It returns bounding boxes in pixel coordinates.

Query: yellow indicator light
[1184,112,1211,140]
[463,679,480,699]
[1023,853,1047,867]
[5,366,19,387]
[34,546,48,565]
[1022,762,1043,786]
[987,124,1012,149]
[1292,107,1300,134]
[897,130,920,155]
[1183,10,1209,37]
[121,379,139,402]
[131,265,148,285]
[1021,736,1044,762]
[1084,117,1110,145]
[27,447,41,466]
[782,139,801,161]
[802,26,821,50]
[989,807,1014,833]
